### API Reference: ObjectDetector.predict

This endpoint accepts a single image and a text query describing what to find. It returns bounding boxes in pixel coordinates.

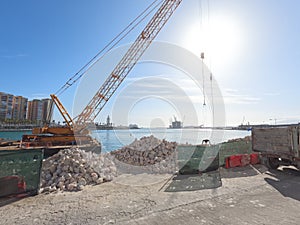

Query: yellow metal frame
[50,94,74,129]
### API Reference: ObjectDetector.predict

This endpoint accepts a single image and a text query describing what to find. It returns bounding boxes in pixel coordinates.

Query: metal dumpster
[177,145,220,174]
[0,150,43,197]
[218,139,252,166]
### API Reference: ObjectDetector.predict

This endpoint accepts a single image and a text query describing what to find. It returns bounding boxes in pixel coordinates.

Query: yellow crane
[21,0,182,151]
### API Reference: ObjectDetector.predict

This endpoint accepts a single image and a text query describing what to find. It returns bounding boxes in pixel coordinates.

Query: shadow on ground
[163,165,269,192]
[220,164,268,178]
[265,166,300,201]
[164,170,222,192]
[0,193,30,207]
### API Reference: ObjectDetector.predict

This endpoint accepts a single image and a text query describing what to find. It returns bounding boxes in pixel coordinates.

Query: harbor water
[0,130,32,141]
[0,128,250,152]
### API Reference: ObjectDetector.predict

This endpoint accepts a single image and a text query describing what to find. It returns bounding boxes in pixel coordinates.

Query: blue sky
[0,0,299,127]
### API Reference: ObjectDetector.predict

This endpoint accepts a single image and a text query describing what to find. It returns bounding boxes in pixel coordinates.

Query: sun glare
[183,16,243,69]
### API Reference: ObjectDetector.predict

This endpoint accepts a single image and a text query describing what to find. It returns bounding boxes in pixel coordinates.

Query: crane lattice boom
[76,0,182,126]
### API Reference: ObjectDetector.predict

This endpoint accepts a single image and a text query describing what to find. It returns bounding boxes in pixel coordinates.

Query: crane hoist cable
[76,0,182,125]
[54,0,163,97]
[198,0,206,107]
[205,0,213,117]
[210,72,214,121]
[201,52,206,106]
[200,0,215,126]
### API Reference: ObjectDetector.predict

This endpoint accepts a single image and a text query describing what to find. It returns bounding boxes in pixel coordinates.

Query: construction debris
[40,148,117,193]
[226,135,251,143]
[38,135,255,193]
[110,135,177,174]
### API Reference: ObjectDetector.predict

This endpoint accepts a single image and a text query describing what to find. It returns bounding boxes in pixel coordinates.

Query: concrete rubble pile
[226,135,251,143]
[110,135,178,174]
[40,148,117,193]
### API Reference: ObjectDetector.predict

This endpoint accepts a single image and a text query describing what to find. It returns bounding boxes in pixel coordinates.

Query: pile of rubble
[226,135,252,143]
[110,135,177,174]
[40,148,117,193]
[40,136,178,193]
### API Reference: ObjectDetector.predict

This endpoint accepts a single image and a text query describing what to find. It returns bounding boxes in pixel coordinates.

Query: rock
[49,164,57,174]
[62,165,69,172]
[96,177,104,184]
[110,136,177,174]
[91,172,98,181]
[77,184,84,191]
[45,173,52,181]
[40,148,117,193]
[67,182,77,191]
[78,178,87,186]
[65,173,72,180]
[42,186,50,193]
[49,186,57,193]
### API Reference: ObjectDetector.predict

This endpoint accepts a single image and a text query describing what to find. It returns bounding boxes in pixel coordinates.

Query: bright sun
[183,16,243,69]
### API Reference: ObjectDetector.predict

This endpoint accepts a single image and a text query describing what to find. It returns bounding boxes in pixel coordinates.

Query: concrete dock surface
[1,165,300,225]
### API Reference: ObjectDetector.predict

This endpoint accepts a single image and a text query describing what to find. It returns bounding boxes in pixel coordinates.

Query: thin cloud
[223,89,260,104]
[276,116,300,124]
[0,53,28,59]
[263,92,280,96]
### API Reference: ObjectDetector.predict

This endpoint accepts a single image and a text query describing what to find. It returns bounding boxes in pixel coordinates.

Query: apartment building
[12,96,28,121]
[0,92,14,121]
[0,91,53,124]
[27,98,53,123]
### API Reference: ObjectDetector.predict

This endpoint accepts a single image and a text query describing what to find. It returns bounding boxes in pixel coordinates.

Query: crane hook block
[201,52,204,59]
